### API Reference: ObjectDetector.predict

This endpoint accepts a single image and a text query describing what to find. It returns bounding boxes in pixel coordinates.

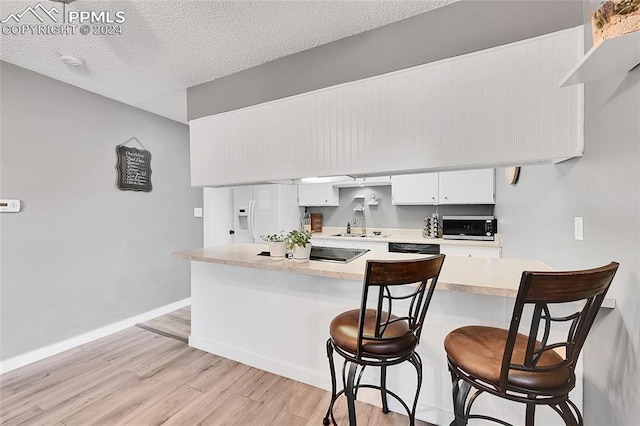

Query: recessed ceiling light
[59,53,85,67]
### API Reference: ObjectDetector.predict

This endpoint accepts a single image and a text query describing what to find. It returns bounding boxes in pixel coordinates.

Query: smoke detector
[59,53,85,67]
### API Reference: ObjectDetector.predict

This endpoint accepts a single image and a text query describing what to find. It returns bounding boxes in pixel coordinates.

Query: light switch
[0,199,21,212]
[194,207,203,218]
[574,217,583,241]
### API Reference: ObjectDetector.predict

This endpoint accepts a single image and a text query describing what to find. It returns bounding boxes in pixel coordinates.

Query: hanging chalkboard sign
[116,139,152,192]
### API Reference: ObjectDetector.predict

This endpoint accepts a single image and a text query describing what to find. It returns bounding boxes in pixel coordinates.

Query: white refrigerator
[232,184,301,243]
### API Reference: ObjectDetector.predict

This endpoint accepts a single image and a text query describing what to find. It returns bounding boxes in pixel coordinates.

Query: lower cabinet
[311,237,502,257]
[440,245,502,258]
[311,237,388,252]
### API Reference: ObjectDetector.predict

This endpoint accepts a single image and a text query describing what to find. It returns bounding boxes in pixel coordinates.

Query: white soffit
[0,0,457,124]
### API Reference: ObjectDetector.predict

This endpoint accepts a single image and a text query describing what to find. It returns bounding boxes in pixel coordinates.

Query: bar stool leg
[450,370,472,426]
[344,361,358,426]
[525,402,535,426]
[323,339,337,426]
[408,352,423,426]
[380,365,389,414]
[557,400,580,426]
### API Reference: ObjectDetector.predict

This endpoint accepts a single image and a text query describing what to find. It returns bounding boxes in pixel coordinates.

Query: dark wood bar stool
[444,261,619,426]
[323,255,446,426]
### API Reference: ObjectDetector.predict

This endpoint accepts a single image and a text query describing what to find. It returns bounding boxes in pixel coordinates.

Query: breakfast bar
[173,244,577,425]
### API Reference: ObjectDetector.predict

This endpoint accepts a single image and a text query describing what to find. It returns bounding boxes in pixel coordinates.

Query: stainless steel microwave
[442,216,497,241]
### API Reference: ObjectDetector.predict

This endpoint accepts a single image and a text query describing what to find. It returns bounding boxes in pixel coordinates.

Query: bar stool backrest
[355,254,445,359]
[499,262,619,393]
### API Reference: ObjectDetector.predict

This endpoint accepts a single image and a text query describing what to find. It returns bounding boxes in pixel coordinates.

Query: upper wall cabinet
[190,27,584,187]
[298,183,339,207]
[391,173,439,205]
[439,169,495,204]
[391,169,494,205]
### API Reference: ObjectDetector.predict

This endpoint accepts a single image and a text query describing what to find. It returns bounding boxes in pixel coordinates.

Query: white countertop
[310,227,502,247]
[173,243,551,297]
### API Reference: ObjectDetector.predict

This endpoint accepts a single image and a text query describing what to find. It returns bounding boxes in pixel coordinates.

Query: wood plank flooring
[135,306,191,343]
[0,327,432,425]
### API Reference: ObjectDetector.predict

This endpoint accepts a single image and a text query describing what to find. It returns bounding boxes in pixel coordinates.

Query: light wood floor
[136,306,191,343]
[0,327,432,425]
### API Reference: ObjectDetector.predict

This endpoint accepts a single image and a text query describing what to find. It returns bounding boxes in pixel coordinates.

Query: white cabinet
[439,169,495,204]
[351,240,388,252]
[311,237,388,252]
[298,183,339,207]
[440,245,502,259]
[189,28,583,187]
[391,173,439,205]
[391,169,494,205]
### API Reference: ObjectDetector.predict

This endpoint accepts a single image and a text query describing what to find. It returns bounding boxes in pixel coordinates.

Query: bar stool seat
[330,309,416,356]
[445,325,570,390]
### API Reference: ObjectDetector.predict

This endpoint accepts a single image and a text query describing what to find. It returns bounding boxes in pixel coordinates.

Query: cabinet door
[311,237,388,252]
[351,241,388,252]
[311,238,354,249]
[298,183,339,206]
[440,245,501,258]
[391,173,439,205]
[439,169,495,204]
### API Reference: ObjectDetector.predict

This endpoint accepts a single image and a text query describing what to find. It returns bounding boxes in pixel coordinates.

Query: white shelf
[559,30,640,87]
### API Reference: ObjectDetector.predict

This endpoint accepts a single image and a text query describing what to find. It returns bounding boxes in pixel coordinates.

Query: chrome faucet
[352,203,366,235]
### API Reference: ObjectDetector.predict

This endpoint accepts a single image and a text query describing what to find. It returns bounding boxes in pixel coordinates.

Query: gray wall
[188,0,583,119]
[309,186,493,230]
[0,62,202,360]
[494,65,640,424]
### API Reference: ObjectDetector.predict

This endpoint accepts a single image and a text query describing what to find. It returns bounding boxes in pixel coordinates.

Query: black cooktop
[310,246,369,263]
[257,246,369,263]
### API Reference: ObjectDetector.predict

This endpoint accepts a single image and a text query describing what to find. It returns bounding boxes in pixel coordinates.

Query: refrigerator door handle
[249,199,257,243]
[247,200,253,243]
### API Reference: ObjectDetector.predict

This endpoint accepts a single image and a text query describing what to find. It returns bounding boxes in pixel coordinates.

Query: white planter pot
[268,241,287,260]
[292,244,312,263]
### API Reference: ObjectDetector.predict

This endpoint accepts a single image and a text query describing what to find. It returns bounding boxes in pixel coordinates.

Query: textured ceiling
[0,0,456,123]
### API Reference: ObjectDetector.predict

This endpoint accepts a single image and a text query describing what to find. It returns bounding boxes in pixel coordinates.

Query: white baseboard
[189,334,328,388]
[0,298,191,374]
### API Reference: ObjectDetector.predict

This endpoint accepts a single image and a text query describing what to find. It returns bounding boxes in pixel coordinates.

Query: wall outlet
[194,207,203,218]
[574,217,584,241]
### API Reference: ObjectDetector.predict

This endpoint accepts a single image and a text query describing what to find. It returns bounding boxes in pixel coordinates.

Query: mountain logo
[1,3,59,24]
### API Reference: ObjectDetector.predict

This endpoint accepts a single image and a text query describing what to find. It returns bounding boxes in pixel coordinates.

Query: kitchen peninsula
[173,243,573,425]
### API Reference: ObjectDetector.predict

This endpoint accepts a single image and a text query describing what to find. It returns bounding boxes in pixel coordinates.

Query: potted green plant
[261,231,287,261]
[287,229,313,263]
